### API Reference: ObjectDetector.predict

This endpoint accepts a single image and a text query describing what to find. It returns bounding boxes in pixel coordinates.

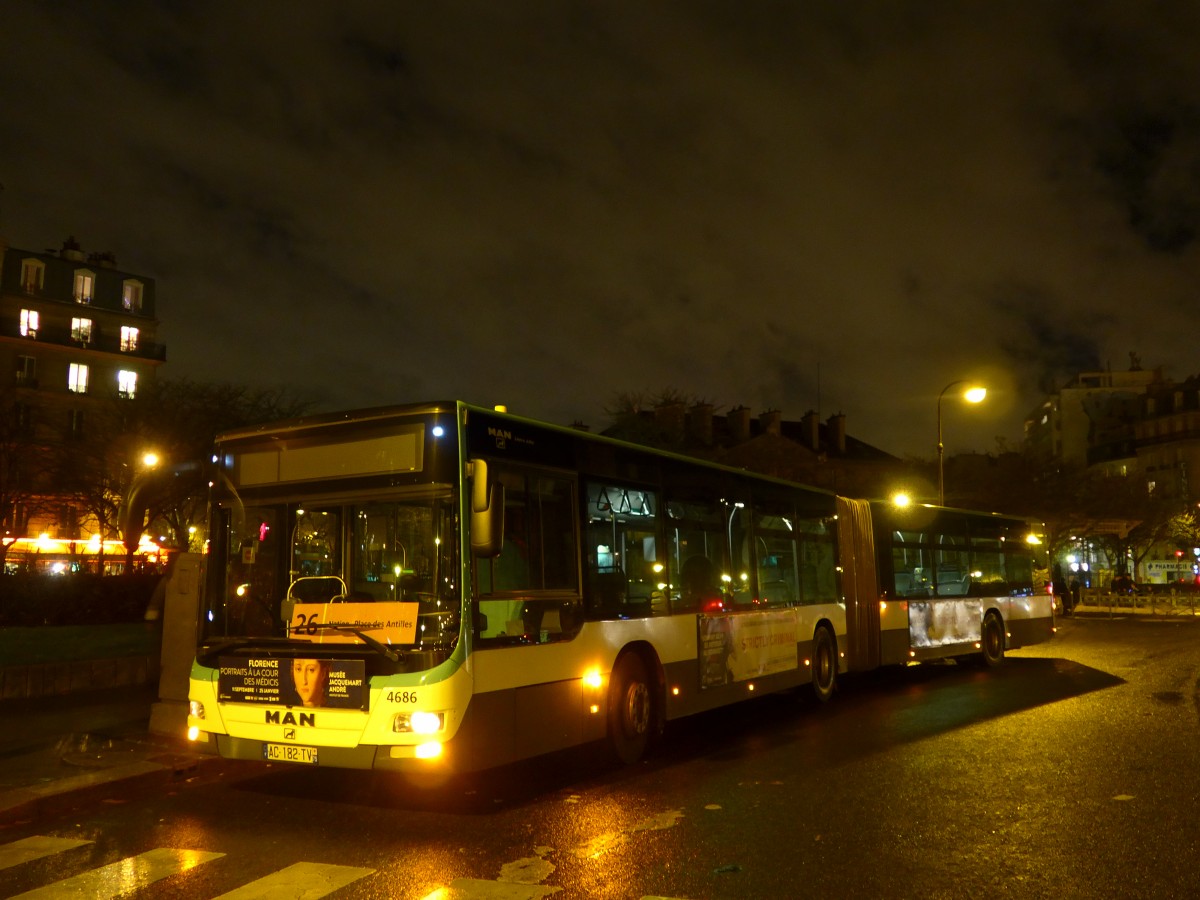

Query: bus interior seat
[936,567,969,596]
[591,571,628,615]
[937,577,970,596]
[679,556,719,610]
[540,608,562,635]
[757,568,794,605]
[756,583,784,606]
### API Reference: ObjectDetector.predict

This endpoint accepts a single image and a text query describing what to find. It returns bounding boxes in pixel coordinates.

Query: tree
[55,379,314,568]
[124,379,312,551]
[944,442,1198,586]
[126,379,314,551]
[603,389,712,449]
[0,389,50,567]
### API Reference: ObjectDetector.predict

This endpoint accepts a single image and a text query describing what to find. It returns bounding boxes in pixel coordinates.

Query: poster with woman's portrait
[282,657,368,709]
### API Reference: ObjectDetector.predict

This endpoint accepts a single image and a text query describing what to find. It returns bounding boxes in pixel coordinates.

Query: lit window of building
[118,369,138,398]
[73,270,94,304]
[68,363,89,394]
[71,317,93,342]
[122,279,143,311]
[120,326,139,351]
[19,308,39,337]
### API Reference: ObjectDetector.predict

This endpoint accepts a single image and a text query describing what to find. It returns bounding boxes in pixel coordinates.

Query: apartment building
[1,235,165,564]
[1023,361,1163,469]
[1134,376,1200,501]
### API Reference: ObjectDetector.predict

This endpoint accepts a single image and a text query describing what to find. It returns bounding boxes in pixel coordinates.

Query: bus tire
[980,612,1005,667]
[608,652,654,764]
[810,625,838,703]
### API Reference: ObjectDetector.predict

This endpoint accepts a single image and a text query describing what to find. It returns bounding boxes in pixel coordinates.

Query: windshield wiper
[200,636,298,657]
[305,622,403,663]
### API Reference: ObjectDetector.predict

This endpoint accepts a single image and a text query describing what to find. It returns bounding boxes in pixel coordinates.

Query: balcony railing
[0,321,166,361]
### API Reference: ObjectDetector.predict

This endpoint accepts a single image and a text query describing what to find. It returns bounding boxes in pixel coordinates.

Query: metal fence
[1078,587,1200,619]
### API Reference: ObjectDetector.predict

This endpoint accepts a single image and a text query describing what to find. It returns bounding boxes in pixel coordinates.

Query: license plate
[263,743,319,765]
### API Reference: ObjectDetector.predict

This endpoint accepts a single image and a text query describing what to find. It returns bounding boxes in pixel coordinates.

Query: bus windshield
[202,493,460,655]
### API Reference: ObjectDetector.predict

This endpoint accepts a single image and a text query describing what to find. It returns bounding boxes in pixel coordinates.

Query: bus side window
[665,494,734,614]
[477,598,526,639]
[584,481,662,620]
[474,464,581,644]
[492,501,531,591]
[751,498,800,607]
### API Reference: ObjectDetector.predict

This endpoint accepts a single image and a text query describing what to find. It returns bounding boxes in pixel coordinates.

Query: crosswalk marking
[212,861,375,899]
[9,847,225,899]
[0,836,93,870]
[421,880,561,899]
[1,837,373,899]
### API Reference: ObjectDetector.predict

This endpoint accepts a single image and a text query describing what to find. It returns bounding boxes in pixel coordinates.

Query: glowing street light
[121,451,163,572]
[937,381,986,506]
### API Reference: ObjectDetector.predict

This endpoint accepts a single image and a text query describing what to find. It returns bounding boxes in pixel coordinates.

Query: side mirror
[469,459,505,557]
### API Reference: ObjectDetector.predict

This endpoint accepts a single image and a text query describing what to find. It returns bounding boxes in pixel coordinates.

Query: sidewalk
[1,557,216,820]
[0,683,211,822]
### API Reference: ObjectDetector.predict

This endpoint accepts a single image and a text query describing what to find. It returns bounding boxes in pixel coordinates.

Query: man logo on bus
[488,426,511,447]
[266,710,315,727]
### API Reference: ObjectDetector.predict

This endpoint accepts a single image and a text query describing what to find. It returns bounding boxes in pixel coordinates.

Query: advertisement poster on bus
[217,656,368,709]
[699,610,800,687]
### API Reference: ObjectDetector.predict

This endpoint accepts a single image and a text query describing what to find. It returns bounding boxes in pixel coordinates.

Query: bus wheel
[810,626,837,703]
[608,652,654,764]
[980,612,1005,667]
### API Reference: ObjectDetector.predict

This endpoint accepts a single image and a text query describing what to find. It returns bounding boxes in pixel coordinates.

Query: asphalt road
[2,616,1198,899]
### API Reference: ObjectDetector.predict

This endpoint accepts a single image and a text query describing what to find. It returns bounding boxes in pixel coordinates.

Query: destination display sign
[287,601,419,646]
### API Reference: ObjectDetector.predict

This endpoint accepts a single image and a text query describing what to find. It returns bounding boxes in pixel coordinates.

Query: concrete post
[149,552,203,737]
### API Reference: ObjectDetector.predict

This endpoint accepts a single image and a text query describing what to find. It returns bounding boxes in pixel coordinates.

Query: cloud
[3,1,1200,458]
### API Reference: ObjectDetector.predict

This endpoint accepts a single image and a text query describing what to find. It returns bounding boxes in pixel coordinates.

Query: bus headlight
[189,700,205,719]
[393,711,445,734]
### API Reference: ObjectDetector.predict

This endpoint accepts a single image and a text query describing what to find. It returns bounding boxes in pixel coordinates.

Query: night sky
[3,2,1199,458]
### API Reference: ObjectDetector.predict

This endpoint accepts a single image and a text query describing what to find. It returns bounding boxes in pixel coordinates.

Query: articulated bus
[187,401,1054,774]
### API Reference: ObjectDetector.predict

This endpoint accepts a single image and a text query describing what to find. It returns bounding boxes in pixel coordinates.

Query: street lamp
[937,381,986,506]
[120,451,161,572]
